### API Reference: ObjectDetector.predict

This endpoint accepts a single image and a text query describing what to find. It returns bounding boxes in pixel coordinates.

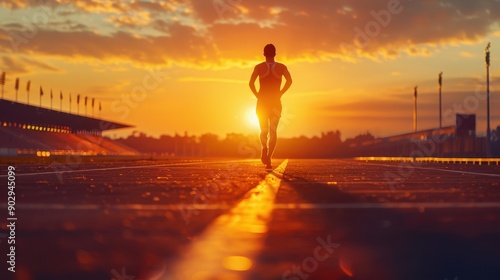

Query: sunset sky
[1,0,500,140]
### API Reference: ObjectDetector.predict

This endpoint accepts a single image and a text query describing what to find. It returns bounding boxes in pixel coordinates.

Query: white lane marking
[9,203,232,211]
[272,202,500,209]
[356,156,500,165]
[353,161,500,178]
[0,159,254,177]
[10,201,500,211]
[160,159,288,280]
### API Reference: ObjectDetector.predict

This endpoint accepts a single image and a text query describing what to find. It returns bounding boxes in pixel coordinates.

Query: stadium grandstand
[0,99,137,157]
[347,114,488,157]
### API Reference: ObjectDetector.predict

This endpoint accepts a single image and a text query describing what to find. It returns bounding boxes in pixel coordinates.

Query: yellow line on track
[159,159,289,280]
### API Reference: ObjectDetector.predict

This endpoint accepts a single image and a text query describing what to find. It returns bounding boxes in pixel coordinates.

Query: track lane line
[10,201,500,211]
[272,202,500,209]
[0,159,255,177]
[159,159,288,280]
[352,160,500,177]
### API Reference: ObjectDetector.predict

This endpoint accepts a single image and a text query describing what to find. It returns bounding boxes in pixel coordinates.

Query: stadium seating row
[0,127,137,156]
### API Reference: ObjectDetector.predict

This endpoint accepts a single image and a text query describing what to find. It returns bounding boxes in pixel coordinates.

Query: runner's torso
[258,62,282,101]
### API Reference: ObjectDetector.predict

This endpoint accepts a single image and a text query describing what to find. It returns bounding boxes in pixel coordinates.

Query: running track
[1,159,499,280]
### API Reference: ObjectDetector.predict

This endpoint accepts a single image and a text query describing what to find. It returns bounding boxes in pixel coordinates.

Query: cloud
[60,0,184,14]
[0,23,216,67]
[0,0,27,9]
[46,19,90,32]
[108,12,151,28]
[1,0,500,67]
[67,0,126,14]
[1,55,59,74]
[460,51,477,58]
[196,0,500,62]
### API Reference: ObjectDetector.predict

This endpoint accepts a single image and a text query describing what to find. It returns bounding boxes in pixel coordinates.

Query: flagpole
[50,89,53,110]
[26,81,31,105]
[69,93,72,113]
[438,72,443,129]
[60,91,63,111]
[485,43,491,156]
[414,86,418,132]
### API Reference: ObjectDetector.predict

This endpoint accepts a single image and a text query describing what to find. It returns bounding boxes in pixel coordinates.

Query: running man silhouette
[249,44,292,169]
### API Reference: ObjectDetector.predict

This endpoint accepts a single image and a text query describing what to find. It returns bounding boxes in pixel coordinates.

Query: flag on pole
[414,86,418,98]
[485,42,491,67]
[84,96,88,106]
[39,86,44,107]
[99,101,102,111]
[438,72,443,88]
[77,94,80,114]
[26,80,31,104]
[92,98,95,108]
[15,78,19,101]
[60,91,63,100]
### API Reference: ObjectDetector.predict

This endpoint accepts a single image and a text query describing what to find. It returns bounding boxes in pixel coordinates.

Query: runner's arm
[280,66,292,96]
[249,66,259,98]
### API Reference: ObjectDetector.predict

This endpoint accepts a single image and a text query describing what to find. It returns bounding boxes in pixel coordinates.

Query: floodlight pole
[485,43,491,157]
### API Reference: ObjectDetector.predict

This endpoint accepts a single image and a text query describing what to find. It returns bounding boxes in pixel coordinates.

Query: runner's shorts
[256,99,282,120]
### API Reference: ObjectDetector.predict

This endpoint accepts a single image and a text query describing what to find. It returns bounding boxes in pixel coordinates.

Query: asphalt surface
[1,158,500,280]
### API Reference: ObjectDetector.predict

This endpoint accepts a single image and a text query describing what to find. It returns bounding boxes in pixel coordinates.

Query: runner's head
[263,44,276,58]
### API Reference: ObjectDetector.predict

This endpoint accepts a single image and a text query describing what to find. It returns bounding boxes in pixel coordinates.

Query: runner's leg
[257,106,269,164]
[267,114,280,167]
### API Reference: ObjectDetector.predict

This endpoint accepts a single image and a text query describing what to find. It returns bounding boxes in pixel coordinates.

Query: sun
[245,108,260,129]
